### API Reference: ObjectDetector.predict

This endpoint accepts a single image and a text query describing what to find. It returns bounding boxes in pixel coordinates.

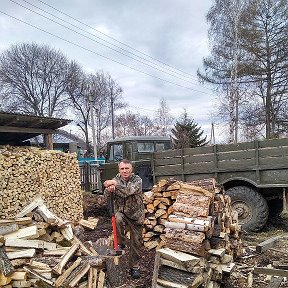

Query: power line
[20,0,200,84]
[10,0,212,92]
[0,10,213,94]
[35,0,201,81]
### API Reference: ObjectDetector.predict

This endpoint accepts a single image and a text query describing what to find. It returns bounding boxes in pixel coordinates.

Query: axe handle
[109,193,119,251]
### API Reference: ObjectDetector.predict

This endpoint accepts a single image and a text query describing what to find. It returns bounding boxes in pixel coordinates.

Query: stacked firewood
[144,178,243,287]
[0,197,105,288]
[0,146,83,223]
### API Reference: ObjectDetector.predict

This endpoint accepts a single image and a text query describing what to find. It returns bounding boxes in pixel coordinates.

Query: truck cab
[101,136,171,190]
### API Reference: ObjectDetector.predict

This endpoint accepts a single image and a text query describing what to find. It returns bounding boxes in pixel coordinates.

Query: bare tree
[155,98,174,136]
[115,111,158,137]
[240,0,288,138]
[198,0,288,140]
[66,63,92,153]
[106,74,126,139]
[0,43,76,118]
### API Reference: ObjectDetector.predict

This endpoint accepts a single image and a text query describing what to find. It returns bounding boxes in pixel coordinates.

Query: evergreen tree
[171,112,207,149]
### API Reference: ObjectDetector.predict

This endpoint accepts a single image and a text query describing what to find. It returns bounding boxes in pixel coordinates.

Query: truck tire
[226,186,268,232]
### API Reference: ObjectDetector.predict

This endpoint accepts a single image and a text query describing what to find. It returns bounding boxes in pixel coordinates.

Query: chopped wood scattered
[0,195,117,287]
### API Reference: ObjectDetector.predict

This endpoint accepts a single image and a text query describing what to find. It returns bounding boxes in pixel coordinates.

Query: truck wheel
[226,186,268,232]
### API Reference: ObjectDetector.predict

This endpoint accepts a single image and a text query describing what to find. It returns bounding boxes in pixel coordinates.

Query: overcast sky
[1,0,221,141]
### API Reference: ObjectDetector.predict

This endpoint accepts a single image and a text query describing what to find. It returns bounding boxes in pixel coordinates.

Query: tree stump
[105,254,128,288]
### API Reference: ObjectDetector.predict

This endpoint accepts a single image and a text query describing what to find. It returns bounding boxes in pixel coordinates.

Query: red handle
[111,215,119,251]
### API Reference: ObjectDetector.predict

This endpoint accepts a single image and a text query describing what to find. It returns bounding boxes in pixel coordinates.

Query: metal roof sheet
[0,111,71,145]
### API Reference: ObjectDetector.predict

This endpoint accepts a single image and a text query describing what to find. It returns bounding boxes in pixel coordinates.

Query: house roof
[107,136,171,143]
[0,111,71,145]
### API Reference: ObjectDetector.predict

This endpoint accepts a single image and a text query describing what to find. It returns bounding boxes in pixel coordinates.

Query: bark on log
[0,246,15,276]
[105,255,127,287]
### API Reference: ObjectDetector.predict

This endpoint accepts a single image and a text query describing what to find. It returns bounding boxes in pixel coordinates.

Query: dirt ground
[79,193,288,288]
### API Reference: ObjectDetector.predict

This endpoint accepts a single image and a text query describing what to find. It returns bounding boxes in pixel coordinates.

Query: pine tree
[171,112,207,149]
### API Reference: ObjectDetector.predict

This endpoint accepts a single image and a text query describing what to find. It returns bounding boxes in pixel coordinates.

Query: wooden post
[44,134,53,150]
[282,188,287,213]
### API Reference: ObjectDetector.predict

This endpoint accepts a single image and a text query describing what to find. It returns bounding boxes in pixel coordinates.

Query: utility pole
[110,88,115,139]
[89,95,97,160]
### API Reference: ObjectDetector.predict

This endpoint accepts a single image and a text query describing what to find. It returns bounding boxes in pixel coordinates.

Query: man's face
[118,162,133,181]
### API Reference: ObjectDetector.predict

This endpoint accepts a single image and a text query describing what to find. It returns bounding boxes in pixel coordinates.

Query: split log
[173,194,211,218]
[0,224,19,236]
[5,239,56,250]
[6,249,36,260]
[79,218,99,230]
[158,265,204,287]
[97,270,105,288]
[4,226,38,241]
[67,261,90,287]
[164,221,207,232]
[52,243,79,275]
[16,197,44,218]
[54,257,82,287]
[22,267,53,286]
[0,247,14,276]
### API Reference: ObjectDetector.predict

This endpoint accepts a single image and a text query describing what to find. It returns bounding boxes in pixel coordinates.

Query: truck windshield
[137,142,154,153]
[156,143,170,151]
[109,143,123,161]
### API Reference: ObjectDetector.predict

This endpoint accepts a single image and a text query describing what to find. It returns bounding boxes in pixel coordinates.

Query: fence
[79,162,102,192]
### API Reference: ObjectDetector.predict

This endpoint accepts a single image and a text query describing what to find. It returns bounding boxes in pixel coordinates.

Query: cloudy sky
[1,0,221,141]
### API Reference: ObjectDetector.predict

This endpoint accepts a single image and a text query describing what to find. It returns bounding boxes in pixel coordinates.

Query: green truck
[101,136,288,232]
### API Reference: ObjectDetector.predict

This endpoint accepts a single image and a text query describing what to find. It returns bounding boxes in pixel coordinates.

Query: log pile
[144,178,243,287]
[0,146,83,223]
[0,197,107,288]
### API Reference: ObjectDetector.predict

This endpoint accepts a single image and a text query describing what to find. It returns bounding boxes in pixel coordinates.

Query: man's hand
[104,179,117,193]
[106,184,116,193]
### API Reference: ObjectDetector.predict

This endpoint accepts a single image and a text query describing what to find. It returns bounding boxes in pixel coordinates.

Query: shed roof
[0,111,71,145]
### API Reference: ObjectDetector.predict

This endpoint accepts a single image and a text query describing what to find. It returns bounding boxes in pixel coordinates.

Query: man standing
[104,159,144,279]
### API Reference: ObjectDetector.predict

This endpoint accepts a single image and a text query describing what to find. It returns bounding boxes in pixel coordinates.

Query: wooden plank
[267,276,283,288]
[254,267,288,277]
[256,236,281,253]
[184,154,215,165]
[157,279,188,288]
[152,252,161,288]
[208,249,225,258]
[154,157,183,166]
[259,138,288,148]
